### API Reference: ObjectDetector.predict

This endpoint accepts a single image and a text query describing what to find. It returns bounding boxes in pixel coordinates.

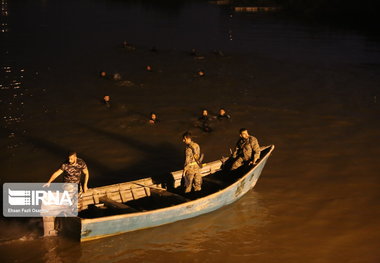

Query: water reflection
[0,65,26,148]
[210,0,280,13]
[1,0,8,16]
[210,0,232,5]
[1,0,8,32]
[78,192,269,262]
[42,237,82,263]
[233,6,279,13]
[42,238,64,263]
[0,0,26,150]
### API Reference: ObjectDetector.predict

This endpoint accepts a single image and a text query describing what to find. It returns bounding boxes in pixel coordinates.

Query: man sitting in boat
[43,151,90,193]
[182,132,202,193]
[230,128,260,170]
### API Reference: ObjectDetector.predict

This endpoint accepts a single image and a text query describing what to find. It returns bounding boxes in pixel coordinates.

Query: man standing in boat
[230,128,261,170]
[44,151,89,193]
[182,132,202,193]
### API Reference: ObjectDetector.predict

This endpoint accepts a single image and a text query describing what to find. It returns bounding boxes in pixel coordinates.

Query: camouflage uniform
[184,141,202,193]
[61,158,87,184]
[231,136,260,170]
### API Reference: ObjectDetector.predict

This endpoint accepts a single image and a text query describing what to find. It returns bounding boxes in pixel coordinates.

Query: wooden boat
[52,145,275,241]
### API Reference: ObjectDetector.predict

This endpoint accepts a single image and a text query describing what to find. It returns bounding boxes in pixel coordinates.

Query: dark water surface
[1,0,380,262]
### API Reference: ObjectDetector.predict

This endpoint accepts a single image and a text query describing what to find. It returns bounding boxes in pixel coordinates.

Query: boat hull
[79,146,274,241]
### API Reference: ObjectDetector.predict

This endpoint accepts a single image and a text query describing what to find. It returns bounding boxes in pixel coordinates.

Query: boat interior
[78,147,271,219]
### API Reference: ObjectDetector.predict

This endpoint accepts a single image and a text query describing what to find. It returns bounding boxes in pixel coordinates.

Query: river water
[1,0,380,262]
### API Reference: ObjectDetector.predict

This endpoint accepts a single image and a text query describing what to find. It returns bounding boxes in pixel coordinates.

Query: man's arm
[82,168,89,192]
[43,169,63,187]
[184,147,192,167]
[232,139,240,158]
[251,137,261,164]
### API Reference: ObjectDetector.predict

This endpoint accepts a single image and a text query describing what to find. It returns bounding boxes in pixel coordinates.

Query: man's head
[182,131,192,145]
[202,109,208,116]
[150,112,157,120]
[219,108,226,116]
[68,152,77,164]
[100,71,107,78]
[239,128,249,139]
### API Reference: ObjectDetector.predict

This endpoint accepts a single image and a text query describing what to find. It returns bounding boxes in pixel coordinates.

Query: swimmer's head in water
[113,73,121,80]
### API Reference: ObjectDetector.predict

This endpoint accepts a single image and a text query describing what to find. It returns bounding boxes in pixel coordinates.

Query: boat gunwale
[81,145,275,224]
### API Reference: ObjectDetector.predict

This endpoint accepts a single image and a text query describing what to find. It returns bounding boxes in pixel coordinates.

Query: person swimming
[123,41,136,51]
[198,109,212,132]
[198,109,209,121]
[149,112,159,124]
[213,49,225,56]
[217,108,231,120]
[197,69,205,77]
[112,73,122,81]
[103,95,111,108]
[99,71,107,78]
[190,48,198,56]
[190,48,205,60]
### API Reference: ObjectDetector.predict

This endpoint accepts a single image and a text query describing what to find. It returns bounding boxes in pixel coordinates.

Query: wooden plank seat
[202,177,226,187]
[99,197,139,213]
[149,188,191,203]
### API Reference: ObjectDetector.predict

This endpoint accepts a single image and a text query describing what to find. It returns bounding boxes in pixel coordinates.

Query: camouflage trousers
[231,157,246,170]
[184,165,202,193]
